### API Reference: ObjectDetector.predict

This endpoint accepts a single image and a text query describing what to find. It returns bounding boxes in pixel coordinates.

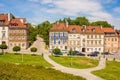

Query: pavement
[43,53,106,80]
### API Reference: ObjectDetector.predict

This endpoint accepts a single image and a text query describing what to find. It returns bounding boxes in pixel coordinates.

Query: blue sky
[0,0,120,29]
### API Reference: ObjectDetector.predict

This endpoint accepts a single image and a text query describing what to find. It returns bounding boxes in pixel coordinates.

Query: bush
[52,48,61,55]
[13,46,21,53]
[0,44,8,54]
[30,47,37,52]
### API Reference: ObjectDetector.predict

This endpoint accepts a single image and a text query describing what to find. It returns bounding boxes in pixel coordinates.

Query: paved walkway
[43,53,106,80]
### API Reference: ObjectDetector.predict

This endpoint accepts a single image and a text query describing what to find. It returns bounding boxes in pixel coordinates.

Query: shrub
[13,46,21,53]
[31,47,37,55]
[52,48,61,55]
[0,44,7,54]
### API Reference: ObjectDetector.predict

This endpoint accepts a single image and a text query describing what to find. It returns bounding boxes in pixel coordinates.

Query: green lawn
[0,53,52,67]
[93,61,120,80]
[0,62,85,80]
[50,56,99,69]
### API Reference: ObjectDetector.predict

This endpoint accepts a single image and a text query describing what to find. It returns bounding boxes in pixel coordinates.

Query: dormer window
[92,28,95,32]
[0,20,5,24]
[82,28,85,32]
[10,23,18,26]
[72,28,76,32]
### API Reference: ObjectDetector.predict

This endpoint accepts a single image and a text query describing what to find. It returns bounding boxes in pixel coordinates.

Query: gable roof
[9,18,27,28]
[50,23,68,31]
[0,14,9,25]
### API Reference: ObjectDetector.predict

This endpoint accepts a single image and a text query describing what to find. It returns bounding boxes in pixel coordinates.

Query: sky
[0,0,120,29]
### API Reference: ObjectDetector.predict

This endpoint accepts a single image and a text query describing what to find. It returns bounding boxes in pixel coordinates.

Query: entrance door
[82,48,86,52]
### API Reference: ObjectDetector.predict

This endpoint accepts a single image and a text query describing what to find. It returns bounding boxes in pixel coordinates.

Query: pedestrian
[42,53,43,57]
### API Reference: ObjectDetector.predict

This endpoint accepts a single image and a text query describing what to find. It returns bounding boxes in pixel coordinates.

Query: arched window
[72,28,76,32]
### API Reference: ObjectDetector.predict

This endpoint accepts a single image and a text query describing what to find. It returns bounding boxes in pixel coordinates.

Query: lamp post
[22,53,23,63]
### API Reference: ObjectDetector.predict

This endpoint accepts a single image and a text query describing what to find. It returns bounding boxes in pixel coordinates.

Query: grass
[50,56,99,69]
[93,61,120,80]
[0,53,52,67]
[0,62,85,80]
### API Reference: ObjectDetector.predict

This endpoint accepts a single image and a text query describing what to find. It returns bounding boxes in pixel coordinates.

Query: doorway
[82,48,86,52]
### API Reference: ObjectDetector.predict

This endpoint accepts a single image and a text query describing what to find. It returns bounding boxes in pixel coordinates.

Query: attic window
[0,20,5,24]
[92,28,95,32]
[72,28,76,32]
[10,23,18,26]
[82,28,85,32]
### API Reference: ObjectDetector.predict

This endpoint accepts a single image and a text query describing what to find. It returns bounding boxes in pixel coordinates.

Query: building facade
[103,28,118,53]
[9,18,29,49]
[49,22,118,54]
[0,13,29,50]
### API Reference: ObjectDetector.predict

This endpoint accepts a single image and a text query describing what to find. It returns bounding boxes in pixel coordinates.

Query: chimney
[82,25,86,30]
[8,13,11,21]
[65,19,68,28]
[100,25,102,29]
[20,19,23,23]
[112,26,114,30]
[56,21,59,25]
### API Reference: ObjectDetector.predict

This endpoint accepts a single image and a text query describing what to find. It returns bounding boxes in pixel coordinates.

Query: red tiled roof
[0,14,9,25]
[9,18,27,28]
[68,25,82,33]
[102,28,115,32]
[50,23,68,31]
[85,26,104,33]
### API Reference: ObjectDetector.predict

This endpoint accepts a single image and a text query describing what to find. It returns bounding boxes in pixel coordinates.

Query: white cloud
[27,0,120,29]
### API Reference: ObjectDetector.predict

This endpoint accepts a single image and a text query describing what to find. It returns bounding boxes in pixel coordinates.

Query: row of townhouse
[49,22,119,53]
[0,13,29,50]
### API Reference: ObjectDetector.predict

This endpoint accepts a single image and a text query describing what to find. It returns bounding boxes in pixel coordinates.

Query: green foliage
[0,44,7,54]
[69,49,74,55]
[52,48,61,55]
[93,61,120,80]
[50,56,99,69]
[28,23,37,46]
[13,46,21,52]
[30,47,37,52]
[0,62,85,80]
[0,53,52,67]
[37,21,52,45]
[91,21,112,27]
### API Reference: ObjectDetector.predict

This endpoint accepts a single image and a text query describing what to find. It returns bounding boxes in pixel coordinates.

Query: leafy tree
[13,46,21,53]
[91,21,112,27]
[0,44,7,54]
[28,23,37,46]
[37,21,52,45]
[52,48,61,55]
[30,47,37,53]
[69,49,74,56]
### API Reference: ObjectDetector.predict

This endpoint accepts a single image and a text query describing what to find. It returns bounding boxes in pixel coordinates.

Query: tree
[91,21,112,27]
[0,44,7,54]
[13,46,21,53]
[28,23,37,46]
[52,48,61,55]
[30,47,37,53]
[69,49,74,56]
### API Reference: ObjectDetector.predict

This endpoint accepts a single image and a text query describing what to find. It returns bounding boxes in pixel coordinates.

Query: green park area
[50,56,99,69]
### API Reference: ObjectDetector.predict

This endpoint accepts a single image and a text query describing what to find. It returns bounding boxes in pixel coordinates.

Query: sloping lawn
[50,56,99,69]
[93,61,120,80]
[0,62,85,80]
[0,53,52,67]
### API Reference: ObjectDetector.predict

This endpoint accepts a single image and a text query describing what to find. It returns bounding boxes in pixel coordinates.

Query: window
[87,35,89,39]
[10,43,12,47]
[65,46,67,50]
[72,28,76,32]
[87,48,89,51]
[2,27,5,30]
[22,43,25,47]
[2,32,5,38]
[91,35,93,39]
[99,48,101,51]
[14,43,16,46]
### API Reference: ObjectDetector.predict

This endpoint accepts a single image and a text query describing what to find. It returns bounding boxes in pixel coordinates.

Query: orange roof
[68,25,82,33]
[9,18,27,28]
[0,14,9,25]
[85,26,104,33]
[102,28,115,33]
[50,23,68,31]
